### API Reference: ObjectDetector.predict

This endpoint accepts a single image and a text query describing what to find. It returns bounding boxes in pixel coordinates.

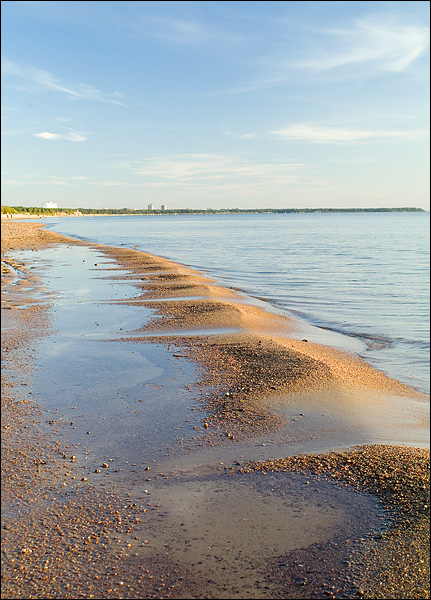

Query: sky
[1,0,430,210]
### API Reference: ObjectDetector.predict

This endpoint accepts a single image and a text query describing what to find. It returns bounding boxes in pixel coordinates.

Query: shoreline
[1,207,426,219]
[2,221,429,599]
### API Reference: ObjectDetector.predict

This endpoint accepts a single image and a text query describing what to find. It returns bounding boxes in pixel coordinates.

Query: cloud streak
[134,153,309,186]
[3,175,87,186]
[189,17,430,98]
[271,123,429,144]
[294,18,429,73]
[2,58,127,105]
[123,14,245,48]
[33,130,88,142]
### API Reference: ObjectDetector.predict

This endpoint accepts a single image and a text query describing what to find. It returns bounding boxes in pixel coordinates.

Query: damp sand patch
[238,444,430,600]
[117,468,386,600]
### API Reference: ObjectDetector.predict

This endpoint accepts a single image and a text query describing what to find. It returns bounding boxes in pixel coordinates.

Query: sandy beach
[1,221,429,599]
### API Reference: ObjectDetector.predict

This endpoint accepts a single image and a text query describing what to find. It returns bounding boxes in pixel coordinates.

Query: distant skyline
[1,1,430,210]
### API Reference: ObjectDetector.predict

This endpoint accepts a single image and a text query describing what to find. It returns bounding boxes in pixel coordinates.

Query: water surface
[38,212,430,393]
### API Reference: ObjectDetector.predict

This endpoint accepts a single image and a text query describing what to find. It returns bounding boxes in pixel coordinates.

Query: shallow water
[6,241,424,472]
[119,471,385,599]
[39,212,430,394]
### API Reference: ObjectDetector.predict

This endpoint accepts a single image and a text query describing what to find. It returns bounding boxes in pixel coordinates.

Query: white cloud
[2,58,127,105]
[3,176,81,186]
[271,124,429,144]
[124,15,244,48]
[93,181,126,187]
[140,16,208,44]
[33,130,87,142]
[223,128,257,139]
[134,153,308,185]
[295,19,429,73]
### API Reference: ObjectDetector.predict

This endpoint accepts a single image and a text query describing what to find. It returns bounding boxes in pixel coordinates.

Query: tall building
[161,204,167,211]
[148,203,154,210]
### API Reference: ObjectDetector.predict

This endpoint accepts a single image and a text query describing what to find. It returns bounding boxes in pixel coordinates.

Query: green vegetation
[1,206,76,215]
[2,205,426,216]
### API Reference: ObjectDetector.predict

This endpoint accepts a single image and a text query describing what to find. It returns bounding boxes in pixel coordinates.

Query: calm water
[38,212,429,393]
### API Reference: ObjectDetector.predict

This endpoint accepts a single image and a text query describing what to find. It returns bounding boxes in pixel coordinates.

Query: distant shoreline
[1,206,426,219]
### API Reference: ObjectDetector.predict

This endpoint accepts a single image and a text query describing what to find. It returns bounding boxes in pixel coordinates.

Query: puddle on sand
[11,245,208,467]
[32,339,207,468]
[118,470,385,599]
[12,245,144,304]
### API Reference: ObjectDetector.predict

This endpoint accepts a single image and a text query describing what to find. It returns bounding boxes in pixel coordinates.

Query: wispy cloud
[271,123,429,144]
[33,130,88,142]
[92,181,126,187]
[123,14,244,48]
[186,17,430,99]
[2,58,127,105]
[223,128,257,140]
[3,175,87,186]
[134,153,308,185]
[294,18,429,73]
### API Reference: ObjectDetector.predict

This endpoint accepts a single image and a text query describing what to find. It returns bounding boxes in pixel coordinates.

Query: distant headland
[1,206,426,218]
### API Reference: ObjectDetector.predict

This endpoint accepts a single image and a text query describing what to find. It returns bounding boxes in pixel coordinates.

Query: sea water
[36,211,429,394]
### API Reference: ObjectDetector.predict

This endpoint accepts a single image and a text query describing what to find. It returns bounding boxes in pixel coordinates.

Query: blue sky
[1,1,429,210]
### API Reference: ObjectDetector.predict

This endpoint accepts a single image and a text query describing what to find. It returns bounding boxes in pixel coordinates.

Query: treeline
[2,205,425,215]
[1,206,77,215]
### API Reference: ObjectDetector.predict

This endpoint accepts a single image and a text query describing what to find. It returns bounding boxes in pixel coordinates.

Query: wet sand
[1,221,429,599]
